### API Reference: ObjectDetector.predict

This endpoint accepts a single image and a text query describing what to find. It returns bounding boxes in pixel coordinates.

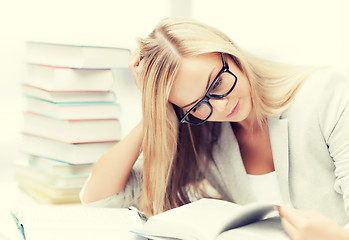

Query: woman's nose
[210,98,229,113]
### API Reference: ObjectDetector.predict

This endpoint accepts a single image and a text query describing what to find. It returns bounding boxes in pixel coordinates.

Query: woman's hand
[128,46,144,90]
[278,205,349,240]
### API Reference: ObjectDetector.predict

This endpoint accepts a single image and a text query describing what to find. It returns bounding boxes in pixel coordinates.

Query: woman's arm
[81,121,143,203]
[82,46,144,204]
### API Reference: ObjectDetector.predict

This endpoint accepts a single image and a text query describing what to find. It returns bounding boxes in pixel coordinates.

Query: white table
[0,170,83,240]
[0,180,143,240]
[0,181,36,240]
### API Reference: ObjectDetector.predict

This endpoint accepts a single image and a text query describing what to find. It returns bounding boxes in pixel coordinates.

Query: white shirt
[247,171,283,206]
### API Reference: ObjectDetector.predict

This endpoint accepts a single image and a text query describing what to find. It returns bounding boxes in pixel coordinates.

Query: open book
[131,198,289,240]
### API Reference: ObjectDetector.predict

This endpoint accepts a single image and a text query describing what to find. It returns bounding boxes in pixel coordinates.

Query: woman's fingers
[128,46,143,89]
[129,47,140,76]
[278,205,308,229]
[280,217,297,239]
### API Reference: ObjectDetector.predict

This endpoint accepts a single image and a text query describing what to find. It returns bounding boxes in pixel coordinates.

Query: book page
[16,206,143,240]
[220,201,277,231]
[132,198,277,240]
[217,217,289,240]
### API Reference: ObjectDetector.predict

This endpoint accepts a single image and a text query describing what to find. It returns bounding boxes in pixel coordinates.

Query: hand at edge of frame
[277,205,349,240]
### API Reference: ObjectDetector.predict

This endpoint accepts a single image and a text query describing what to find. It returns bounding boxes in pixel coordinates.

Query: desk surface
[0,180,37,240]
[0,181,87,240]
[0,181,145,240]
[0,159,35,239]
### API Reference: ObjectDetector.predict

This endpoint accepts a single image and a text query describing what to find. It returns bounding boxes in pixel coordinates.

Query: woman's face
[169,53,253,124]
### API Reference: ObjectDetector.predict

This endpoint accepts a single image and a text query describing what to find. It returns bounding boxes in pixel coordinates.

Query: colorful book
[26,41,130,69]
[25,97,121,120]
[22,112,121,143]
[16,174,83,196]
[20,40,129,206]
[28,155,93,175]
[23,85,116,103]
[18,184,81,204]
[24,64,115,91]
[15,159,89,188]
[21,133,116,164]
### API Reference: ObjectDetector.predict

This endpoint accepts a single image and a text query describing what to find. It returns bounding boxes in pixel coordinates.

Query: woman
[80,18,349,239]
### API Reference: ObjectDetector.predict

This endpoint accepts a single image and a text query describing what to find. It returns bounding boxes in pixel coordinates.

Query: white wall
[0,0,173,173]
[192,0,349,74]
[1,0,348,169]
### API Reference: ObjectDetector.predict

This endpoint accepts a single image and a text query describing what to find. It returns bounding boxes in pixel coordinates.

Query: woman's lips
[226,101,239,118]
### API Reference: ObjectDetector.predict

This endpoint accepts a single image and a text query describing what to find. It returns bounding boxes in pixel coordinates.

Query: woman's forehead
[169,53,221,108]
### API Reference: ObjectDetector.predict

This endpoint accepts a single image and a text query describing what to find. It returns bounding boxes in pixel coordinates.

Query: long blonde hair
[137,17,316,215]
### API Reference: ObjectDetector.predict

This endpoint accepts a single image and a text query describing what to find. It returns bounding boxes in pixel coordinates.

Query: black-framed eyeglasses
[174,53,238,125]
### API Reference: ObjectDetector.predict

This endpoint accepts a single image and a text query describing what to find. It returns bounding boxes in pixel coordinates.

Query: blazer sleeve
[318,71,349,218]
[79,159,143,208]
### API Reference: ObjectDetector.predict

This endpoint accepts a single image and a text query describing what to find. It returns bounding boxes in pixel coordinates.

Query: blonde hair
[137,17,317,216]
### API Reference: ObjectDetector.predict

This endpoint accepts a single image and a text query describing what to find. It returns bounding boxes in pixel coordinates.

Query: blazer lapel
[212,122,255,203]
[212,119,292,205]
[268,117,292,205]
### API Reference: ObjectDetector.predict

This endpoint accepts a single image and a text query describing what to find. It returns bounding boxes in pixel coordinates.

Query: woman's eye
[212,77,222,90]
[191,104,202,113]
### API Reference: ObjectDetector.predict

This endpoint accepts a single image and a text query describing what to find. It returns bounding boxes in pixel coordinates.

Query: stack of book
[17,41,130,204]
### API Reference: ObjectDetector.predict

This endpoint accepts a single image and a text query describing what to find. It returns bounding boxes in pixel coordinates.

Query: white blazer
[81,69,349,226]
[206,69,349,226]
